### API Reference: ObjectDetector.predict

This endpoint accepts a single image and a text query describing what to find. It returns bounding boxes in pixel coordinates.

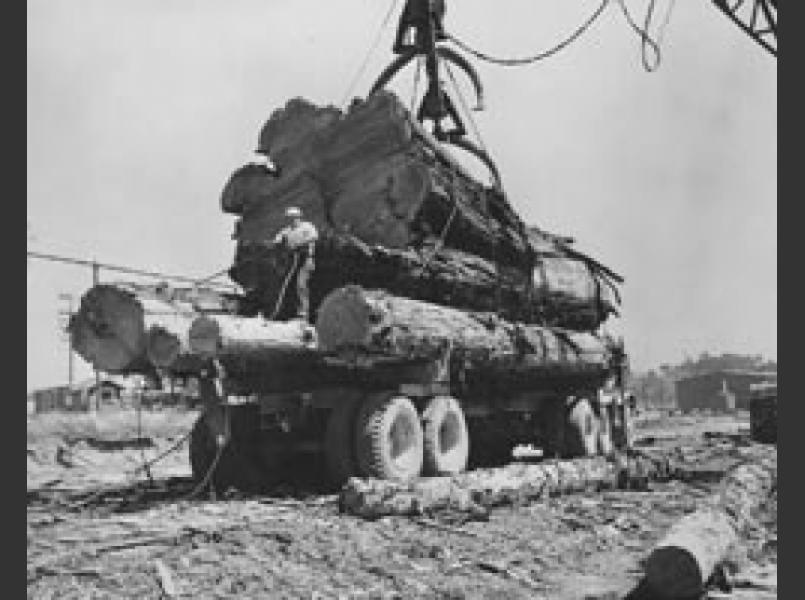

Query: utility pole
[57,293,75,399]
[92,260,101,410]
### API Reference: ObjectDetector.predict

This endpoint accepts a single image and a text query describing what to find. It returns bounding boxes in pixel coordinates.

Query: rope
[127,428,191,477]
[442,62,508,313]
[59,414,192,512]
[184,437,226,501]
[444,62,489,158]
[339,0,401,109]
[268,252,300,320]
[446,0,610,66]
[410,56,423,111]
[136,392,155,486]
[615,0,664,72]
[183,398,231,501]
[194,267,232,287]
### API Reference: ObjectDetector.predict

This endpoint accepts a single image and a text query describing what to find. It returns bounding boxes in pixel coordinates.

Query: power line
[26,250,238,291]
[339,0,401,109]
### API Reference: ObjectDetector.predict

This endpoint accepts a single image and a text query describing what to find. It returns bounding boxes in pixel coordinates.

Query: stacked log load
[70,91,624,383]
[68,282,320,381]
[224,91,622,333]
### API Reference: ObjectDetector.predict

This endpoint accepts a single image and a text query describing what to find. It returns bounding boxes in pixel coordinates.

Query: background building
[674,369,777,413]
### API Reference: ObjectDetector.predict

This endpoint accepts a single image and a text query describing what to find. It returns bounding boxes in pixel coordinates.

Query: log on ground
[643,453,777,599]
[340,457,620,519]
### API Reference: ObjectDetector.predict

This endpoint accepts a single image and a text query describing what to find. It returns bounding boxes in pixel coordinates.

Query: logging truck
[180,284,633,492]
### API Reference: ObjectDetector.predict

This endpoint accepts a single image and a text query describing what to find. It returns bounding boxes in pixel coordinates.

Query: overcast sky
[27,0,776,391]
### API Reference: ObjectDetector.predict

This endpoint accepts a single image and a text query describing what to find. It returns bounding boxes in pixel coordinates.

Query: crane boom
[711,0,777,56]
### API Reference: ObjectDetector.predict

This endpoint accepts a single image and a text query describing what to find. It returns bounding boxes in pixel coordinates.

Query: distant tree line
[629,352,777,409]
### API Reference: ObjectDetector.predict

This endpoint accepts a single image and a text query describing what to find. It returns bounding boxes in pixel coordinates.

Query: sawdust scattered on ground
[27,410,776,599]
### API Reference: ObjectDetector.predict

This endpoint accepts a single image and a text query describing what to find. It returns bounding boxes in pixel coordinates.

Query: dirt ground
[27,409,777,599]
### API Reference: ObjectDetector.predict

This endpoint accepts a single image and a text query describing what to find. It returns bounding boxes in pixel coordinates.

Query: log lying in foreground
[231,233,619,329]
[315,286,615,372]
[225,91,531,266]
[340,457,620,519]
[643,454,777,599]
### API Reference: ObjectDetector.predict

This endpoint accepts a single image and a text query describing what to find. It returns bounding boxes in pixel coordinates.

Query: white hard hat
[249,152,269,165]
[285,207,302,218]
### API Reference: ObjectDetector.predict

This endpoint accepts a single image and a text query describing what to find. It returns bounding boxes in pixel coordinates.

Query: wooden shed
[674,370,777,413]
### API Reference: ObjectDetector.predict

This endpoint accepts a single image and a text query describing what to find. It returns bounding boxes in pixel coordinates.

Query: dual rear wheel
[324,393,470,485]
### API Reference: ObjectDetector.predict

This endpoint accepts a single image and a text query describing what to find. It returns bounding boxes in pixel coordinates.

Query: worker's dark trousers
[296,258,314,319]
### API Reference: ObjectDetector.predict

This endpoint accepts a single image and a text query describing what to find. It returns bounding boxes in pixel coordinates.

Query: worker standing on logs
[272,207,318,320]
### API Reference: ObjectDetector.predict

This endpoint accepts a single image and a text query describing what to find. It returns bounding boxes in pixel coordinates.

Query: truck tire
[564,398,599,457]
[323,395,362,485]
[596,404,614,456]
[355,393,424,481]
[422,396,469,475]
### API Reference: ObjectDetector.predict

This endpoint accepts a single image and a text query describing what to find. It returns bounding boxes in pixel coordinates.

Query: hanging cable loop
[445,0,610,67]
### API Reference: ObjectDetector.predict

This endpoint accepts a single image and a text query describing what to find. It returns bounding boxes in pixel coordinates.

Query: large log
[186,314,320,382]
[315,285,614,371]
[231,232,619,329]
[225,91,532,266]
[340,457,620,519]
[69,283,239,374]
[643,453,777,598]
[144,314,201,374]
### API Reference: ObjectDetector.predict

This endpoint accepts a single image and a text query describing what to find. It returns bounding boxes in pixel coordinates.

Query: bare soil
[27,410,776,599]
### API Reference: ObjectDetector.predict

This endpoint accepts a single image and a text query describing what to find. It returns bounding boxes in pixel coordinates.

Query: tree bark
[69,283,238,374]
[185,314,321,383]
[339,457,620,519]
[188,314,317,358]
[226,92,534,266]
[315,286,614,372]
[644,454,777,598]
[231,232,619,329]
[144,314,201,374]
[69,285,189,374]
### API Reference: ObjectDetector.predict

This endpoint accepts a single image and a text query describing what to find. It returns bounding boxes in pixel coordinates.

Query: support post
[92,260,101,411]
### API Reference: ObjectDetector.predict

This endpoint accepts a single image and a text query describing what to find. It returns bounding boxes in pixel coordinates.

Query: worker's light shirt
[274,220,319,249]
